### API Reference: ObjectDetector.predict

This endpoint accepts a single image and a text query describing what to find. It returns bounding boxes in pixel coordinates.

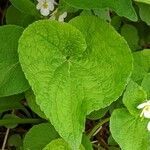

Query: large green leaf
[123,80,147,117]
[23,123,59,150]
[110,108,150,150]
[43,138,85,150]
[18,16,132,149]
[64,0,137,21]
[0,25,29,97]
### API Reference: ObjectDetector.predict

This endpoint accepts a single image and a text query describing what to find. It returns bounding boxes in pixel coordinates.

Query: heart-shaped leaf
[18,16,132,149]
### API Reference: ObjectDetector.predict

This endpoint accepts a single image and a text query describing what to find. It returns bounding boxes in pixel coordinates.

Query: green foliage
[137,3,150,26]
[2,114,19,128]
[135,0,150,4]
[141,73,150,98]
[123,80,147,117]
[43,138,85,150]
[0,94,24,113]
[6,6,36,27]
[8,134,23,149]
[10,0,39,17]
[82,135,93,150]
[121,24,140,51]
[110,108,150,150]
[64,0,137,21]
[0,1,150,149]
[23,123,60,150]
[111,80,150,150]
[132,49,150,82]
[25,90,47,119]
[87,107,109,120]
[0,25,29,97]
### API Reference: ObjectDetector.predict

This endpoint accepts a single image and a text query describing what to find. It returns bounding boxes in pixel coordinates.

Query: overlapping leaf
[0,25,29,97]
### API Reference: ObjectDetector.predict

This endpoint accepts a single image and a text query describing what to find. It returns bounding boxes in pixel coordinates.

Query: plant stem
[1,128,10,150]
[88,117,110,138]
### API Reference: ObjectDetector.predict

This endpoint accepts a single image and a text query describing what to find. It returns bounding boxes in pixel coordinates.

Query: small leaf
[111,16,122,31]
[121,24,140,51]
[110,108,150,150]
[123,80,147,117]
[108,135,118,146]
[23,123,59,150]
[141,73,150,98]
[0,25,29,97]
[64,0,137,21]
[8,134,23,148]
[43,138,85,150]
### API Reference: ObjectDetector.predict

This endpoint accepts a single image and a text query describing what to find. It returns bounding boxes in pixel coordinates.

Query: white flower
[36,0,56,16]
[58,12,67,22]
[137,100,150,119]
[50,12,67,22]
[147,121,150,131]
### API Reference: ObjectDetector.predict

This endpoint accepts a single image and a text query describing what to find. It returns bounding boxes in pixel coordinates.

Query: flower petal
[48,2,55,11]
[137,102,147,109]
[146,100,150,105]
[147,121,150,131]
[40,8,50,16]
[36,2,43,10]
[37,0,42,2]
[58,12,67,22]
[143,110,150,118]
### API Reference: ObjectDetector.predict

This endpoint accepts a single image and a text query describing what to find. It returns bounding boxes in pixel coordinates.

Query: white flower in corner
[147,121,150,131]
[36,0,56,16]
[137,100,150,118]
